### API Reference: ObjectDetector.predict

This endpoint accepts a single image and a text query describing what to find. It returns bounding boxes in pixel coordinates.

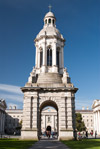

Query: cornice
[34,35,65,43]
[21,86,78,93]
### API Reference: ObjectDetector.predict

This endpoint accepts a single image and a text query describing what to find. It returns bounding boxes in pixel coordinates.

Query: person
[95,131,97,138]
[86,131,88,138]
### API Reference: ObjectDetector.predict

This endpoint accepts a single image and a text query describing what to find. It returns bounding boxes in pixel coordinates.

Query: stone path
[29,139,70,149]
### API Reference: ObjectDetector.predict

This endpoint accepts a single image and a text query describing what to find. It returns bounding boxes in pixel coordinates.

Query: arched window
[53,19,55,25]
[45,19,47,24]
[47,47,52,66]
[56,48,60,67]
[49,18,51,24]
[40,49,43,67]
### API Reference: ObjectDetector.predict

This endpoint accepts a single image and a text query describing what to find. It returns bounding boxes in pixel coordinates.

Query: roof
[44,11,55,19]
[76,110,93,113]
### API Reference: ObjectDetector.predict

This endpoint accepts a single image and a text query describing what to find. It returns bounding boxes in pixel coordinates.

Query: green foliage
[62,139,100,149]
[0,139,36,149]
[76,113,86,132]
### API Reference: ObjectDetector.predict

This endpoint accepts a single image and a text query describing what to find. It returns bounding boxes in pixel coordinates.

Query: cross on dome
[48,4,52,12]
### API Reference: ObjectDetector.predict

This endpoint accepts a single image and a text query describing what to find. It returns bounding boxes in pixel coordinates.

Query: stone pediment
[92,99,100,109]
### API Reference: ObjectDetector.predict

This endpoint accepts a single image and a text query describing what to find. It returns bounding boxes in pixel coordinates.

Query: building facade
[92,99,100,136]
[41,107,57,133]
[76,108,93,133]
[5,107,23,135]
[0,99,7,134]
[21,10,78,140]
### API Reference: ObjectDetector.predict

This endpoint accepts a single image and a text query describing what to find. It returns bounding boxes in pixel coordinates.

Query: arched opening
[49,18,51,24]
[45,19,47,24]
[56,47,60,67]
[46,125,51,131]
[53,19,55,25]
[39,100,58,139]
[47,47,52,66]
[40,48,43,67]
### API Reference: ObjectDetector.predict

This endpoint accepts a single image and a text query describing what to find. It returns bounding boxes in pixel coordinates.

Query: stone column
[42,42,46,66]
[66,93,73,130]
[45,115,46,131]
[38,51,40,68]
[42,42,46,73]
[1,112,3,133]
[59,51,62,68]
[52,115,55,131]
[35,45,38,68]
[61,46,64,68]
[93,112,96,134]
[96,112,98,133]
[23,96,32,129]
[59,97,66,130]
[32,97,38,129]
[52,42,58,72]
[2,113,4,133]
[98,111,100,133]
[53,42,56,66]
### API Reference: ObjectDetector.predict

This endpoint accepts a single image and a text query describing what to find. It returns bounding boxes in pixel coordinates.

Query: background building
[5,107,23,135]
[92,99,100,136]
[0,99,7,135]
[41,107,57,133]
[76,107,93,133]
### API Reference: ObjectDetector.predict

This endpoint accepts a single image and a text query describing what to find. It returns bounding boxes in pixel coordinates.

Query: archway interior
[40,100,58,137]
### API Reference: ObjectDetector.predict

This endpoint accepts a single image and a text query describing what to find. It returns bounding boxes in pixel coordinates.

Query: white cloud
[0,93,23,103]
[0,84,22,94]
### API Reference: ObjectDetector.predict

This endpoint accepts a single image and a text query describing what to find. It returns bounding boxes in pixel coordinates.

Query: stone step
[37,73,63,84]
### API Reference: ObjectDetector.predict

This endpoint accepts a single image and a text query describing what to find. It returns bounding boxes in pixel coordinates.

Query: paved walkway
[29,139,69,149]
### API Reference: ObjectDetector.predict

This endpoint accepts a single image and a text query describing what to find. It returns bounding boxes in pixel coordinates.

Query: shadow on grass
[62,139,100,149]
[0,138,36,149]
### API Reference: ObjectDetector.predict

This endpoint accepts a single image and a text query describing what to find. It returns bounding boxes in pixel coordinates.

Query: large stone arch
[39,97,59,111]
[38,99,59,138]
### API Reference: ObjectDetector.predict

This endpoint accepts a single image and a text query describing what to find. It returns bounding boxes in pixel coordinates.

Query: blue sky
[0,0,100,109]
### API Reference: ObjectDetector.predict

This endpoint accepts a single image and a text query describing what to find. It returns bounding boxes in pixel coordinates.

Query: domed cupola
[44,11,56,27]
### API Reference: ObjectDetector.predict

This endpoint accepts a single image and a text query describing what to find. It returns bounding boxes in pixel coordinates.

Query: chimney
[9,106,12,109]
[13,106,16,109]
[82,106,85,110]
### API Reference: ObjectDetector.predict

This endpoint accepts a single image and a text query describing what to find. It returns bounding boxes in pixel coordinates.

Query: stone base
[21,130,38,140]
[52,66,58,73]
[59,130,74,140]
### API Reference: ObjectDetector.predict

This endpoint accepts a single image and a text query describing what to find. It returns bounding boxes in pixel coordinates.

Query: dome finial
[48,4,52,12]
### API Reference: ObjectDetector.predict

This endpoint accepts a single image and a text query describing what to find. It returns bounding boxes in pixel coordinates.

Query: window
[40,49,43,67]
[49,19,51,24]
[47,47,52,66]
[53,19,55,25]
[45,19,47,24]
[48,116,50,122]
[56,48,60,67]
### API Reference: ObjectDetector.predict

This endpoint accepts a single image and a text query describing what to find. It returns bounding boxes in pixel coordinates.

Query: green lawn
[0,139,36,149]
[62,139,100,149]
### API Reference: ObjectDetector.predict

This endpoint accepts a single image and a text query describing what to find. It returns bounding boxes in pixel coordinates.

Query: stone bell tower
[21,10,78,140]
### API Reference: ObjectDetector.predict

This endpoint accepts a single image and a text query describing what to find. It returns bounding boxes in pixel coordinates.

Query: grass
[62,139,100,149]
[0,138,36,149]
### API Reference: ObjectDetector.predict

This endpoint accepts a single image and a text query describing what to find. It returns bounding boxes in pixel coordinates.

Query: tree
[75,113,86,132]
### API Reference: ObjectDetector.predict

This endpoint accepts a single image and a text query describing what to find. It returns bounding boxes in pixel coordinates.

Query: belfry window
[56,48,60,67]
[53,19,55,25]
[49,18,51,24]
[40,50,43,67]
[45,19,47,24]
[47,47,52,66]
